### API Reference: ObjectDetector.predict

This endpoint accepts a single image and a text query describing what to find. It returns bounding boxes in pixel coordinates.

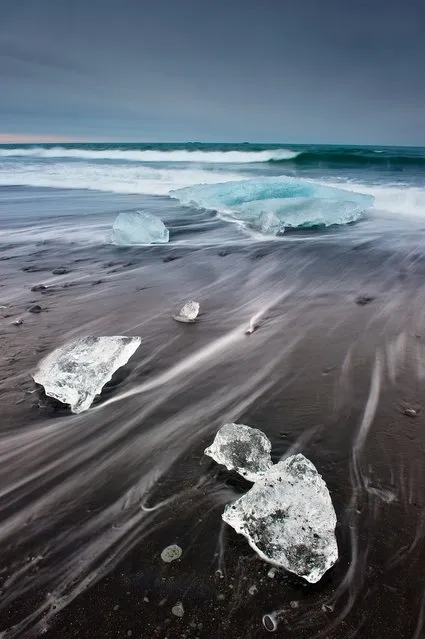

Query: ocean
[1,143,425,639]
[1,142,425,247]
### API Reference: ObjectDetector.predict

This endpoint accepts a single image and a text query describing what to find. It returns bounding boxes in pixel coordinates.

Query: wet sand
[1,233,425,638]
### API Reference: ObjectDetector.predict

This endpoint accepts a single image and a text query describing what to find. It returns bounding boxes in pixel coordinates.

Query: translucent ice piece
[222,454,338,583]
[256,210,281,235]
[112,211,169,245]
[204,423,273,482]
[173,300,200,323]
[172,176,374,236]
[33,336,141,413]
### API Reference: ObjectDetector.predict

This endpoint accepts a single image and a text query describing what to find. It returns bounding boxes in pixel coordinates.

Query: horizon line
[0,135,424,149]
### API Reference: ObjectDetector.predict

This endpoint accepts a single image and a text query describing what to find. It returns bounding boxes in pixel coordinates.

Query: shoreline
[1,230,425,637]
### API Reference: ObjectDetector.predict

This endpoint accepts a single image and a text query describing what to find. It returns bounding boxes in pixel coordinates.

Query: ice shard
[33,336,141,414]
[173,300,200,323]
[222,454,338,583]
[112,211,169,245]
[257,211,281,236]
[204,423,273,482]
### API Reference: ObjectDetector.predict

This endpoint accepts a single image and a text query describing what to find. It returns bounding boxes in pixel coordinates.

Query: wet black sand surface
[1,189,425,638]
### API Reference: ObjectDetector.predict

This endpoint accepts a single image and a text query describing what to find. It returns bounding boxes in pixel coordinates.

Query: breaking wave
[0,146,299,163]
[1,144,424,168]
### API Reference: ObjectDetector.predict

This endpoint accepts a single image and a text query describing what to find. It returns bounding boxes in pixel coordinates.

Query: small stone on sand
[403,407,417,417]
[171,602,184,618]
[160,544,182,563]
[356,295,375,306]
[52,267,70,275]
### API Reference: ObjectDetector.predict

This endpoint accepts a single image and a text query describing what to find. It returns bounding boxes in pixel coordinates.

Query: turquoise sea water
[0,142,424,239]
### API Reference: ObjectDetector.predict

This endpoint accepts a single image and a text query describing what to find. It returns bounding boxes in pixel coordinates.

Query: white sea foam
[0,162,246,195]
[0,146,299,163]
[323,179,425,219]
[2,154,424,226]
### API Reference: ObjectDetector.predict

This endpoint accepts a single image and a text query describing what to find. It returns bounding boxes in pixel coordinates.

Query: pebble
[28,305,42,314]
[161,544,182,563]
[356,295,375,306]
[403,407,417,417]
[52,267,70,275]
[171,602,184,618]
[321,603,335,613]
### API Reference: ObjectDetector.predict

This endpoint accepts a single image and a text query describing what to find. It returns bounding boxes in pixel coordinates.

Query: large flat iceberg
[204,423,272,482]
[112,211,169,245]
[171,176,374,236]
[222,454,338,583]
[33,336,141,413]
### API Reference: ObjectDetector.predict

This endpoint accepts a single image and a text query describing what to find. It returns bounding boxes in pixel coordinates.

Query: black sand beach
[1,187,425,638]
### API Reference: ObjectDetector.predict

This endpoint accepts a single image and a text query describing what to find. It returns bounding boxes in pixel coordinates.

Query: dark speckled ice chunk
[204,423,273,482]
[222,454,338,583]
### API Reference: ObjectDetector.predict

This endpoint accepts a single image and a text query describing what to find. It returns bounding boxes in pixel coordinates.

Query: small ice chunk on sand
[160,544,182,563]
[171,602,184,617]
[33,336,141,414]
[112,211,169,245]
[222,454,338,583]
[257,210,281,236]
[173,300,200,323]
[204,423,273,482]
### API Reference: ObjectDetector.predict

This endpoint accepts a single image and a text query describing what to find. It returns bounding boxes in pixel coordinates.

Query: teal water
[0,142,424,241]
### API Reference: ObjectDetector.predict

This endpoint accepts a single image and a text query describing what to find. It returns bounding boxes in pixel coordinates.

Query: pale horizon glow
[0,134,80,143]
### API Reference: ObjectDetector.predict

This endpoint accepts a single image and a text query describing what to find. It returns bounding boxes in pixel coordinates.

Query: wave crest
[0,146,299,163]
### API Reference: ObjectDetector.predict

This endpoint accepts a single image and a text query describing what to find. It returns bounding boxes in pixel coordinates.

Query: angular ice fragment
[112,211,169,245]
[33,336,141,413]
[180,300,200,320]
[173,300,200,323]
[257,211,281,236]
[204,423,273,482]
[222,454,338,583]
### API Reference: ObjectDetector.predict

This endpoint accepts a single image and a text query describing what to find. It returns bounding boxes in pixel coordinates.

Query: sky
[1,0,424,145]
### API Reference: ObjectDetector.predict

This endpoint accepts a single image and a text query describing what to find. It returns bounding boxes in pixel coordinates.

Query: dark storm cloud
[1,0,424,143]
